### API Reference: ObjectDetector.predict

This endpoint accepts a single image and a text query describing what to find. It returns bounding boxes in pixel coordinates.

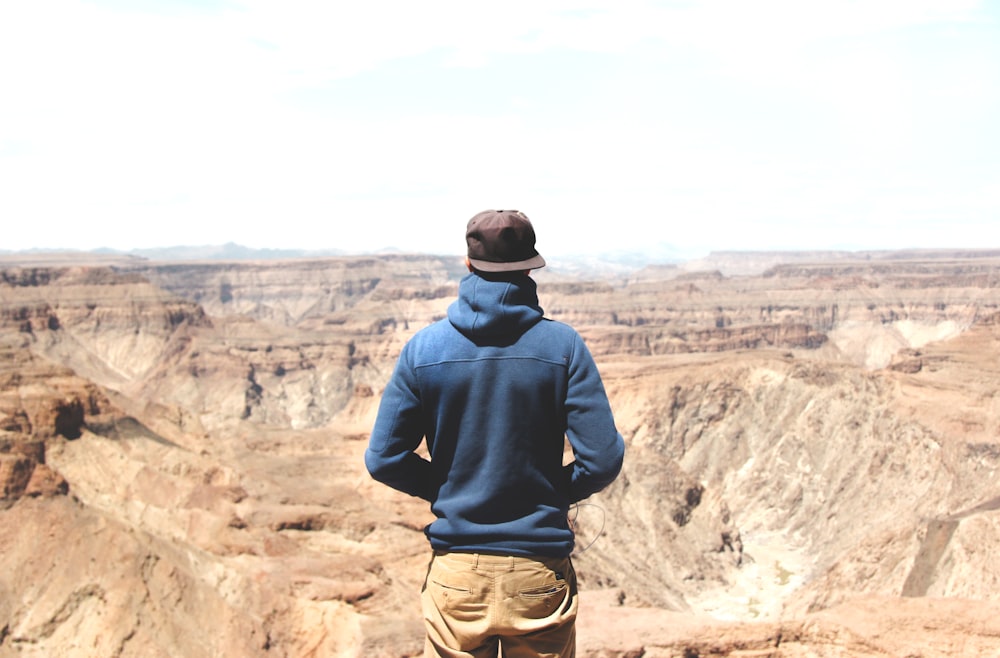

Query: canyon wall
[2,251,1000,656]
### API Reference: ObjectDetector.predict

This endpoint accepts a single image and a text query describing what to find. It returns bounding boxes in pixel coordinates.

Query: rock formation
[2,250,1000,656]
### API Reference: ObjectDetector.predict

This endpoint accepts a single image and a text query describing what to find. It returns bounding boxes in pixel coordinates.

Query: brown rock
[0,453,34,502]
[3,250,1000,656]
[24,462,69,497]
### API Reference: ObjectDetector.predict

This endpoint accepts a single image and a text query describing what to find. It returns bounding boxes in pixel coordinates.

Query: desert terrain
[3,249,1000,657]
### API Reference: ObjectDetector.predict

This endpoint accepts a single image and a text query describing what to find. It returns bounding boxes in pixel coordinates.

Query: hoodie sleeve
[365,345,439,502]
[562,333,625,502]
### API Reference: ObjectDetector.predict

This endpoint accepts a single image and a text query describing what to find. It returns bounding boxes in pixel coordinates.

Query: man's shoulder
[413,317,453,337]
[403,318,458,349]
[532,317,583,340]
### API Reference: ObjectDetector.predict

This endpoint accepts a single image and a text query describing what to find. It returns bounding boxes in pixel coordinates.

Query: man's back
[367,272,622,556]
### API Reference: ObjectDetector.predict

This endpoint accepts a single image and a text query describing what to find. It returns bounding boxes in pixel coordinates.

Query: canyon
[2,249,1000,657]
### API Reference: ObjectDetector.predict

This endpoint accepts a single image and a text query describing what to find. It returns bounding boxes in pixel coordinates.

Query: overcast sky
[2,0,998,259]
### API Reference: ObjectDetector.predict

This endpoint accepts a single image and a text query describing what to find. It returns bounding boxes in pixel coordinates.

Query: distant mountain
[121,242,350,261]
[5,243,995,280]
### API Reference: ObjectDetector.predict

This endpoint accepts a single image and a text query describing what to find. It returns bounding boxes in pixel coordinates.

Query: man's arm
[563,333,625,502]
[365,348,439,502]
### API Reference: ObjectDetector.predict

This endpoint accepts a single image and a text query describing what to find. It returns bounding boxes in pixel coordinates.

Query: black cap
[465,209,546,272]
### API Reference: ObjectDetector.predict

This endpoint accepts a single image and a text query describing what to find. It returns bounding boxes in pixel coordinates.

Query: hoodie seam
[414,355,568,370]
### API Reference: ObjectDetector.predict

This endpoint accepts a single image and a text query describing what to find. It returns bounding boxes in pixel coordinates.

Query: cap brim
[469,253,546,272]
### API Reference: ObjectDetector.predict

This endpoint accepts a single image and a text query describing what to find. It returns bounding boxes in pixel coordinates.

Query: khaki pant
[421,551,578,658]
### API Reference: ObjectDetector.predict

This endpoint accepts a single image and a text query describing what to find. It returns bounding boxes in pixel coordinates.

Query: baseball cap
[465,209,546,272]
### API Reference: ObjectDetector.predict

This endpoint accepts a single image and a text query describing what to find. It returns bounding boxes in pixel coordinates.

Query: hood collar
[447,273,544,341]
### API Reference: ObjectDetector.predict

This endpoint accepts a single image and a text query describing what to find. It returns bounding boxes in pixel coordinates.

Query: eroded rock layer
[2,251,1000,657]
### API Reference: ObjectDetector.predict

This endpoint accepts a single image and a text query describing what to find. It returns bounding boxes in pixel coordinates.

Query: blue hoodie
[365,272,624,557]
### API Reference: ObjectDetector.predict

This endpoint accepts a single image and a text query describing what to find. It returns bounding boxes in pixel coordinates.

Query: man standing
[365,209,625,657]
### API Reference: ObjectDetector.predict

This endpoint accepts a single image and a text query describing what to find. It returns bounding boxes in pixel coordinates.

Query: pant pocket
[425,558,488,624]
[509,561,574,621]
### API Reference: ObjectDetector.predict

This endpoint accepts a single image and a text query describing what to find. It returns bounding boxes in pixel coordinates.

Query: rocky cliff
[2,251,1000,657]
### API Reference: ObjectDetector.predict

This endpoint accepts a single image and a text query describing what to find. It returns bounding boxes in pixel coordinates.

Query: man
[365,209,625,657]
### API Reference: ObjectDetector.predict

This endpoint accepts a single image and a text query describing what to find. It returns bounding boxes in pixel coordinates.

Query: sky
[2,0,999,260]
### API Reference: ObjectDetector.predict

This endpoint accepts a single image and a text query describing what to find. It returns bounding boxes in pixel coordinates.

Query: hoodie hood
[447,273,544,341]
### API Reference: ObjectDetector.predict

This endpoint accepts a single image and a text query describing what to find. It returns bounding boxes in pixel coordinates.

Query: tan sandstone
[2,250,1000,656]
